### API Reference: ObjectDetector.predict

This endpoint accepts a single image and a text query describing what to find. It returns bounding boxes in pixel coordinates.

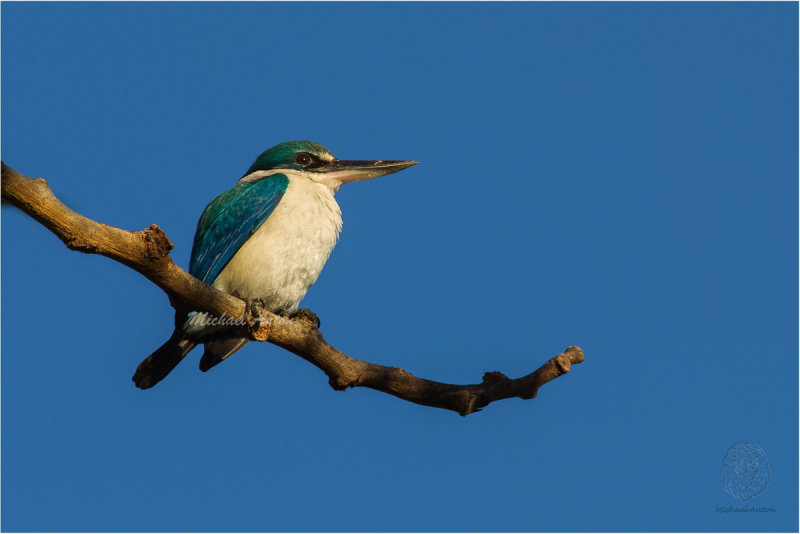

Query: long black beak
[314,159,418,183]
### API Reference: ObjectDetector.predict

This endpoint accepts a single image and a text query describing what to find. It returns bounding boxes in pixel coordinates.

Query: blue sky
[2,2,797,532]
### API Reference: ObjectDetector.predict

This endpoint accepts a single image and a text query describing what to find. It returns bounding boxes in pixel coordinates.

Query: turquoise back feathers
[189,174,289,284]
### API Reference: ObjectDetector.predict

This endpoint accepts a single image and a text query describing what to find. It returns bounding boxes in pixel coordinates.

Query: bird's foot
[243,298,273,341]
[243,298,267,325]
[279,308,320,330]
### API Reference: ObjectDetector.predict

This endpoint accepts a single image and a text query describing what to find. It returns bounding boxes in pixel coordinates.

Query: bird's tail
[133,331,197,389]
[198,337,250,372]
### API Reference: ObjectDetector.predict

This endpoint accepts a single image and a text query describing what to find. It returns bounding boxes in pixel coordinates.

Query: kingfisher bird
[133,140,416,389]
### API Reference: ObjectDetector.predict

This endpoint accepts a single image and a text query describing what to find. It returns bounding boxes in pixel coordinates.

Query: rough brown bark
[2,162,584,415]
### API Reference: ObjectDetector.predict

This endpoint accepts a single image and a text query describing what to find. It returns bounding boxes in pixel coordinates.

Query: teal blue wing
[189,174,289,284]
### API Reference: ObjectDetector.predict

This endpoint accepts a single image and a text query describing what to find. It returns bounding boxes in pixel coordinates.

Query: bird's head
[244,140,417,192]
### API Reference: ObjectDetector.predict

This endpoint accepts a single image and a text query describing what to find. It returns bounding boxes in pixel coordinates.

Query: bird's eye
[295,153,312,166]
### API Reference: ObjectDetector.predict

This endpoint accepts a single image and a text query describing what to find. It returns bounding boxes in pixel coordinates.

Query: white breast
[212,172,343,311]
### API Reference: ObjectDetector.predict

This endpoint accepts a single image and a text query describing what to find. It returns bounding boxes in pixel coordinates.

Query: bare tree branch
[1,161,584,415]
